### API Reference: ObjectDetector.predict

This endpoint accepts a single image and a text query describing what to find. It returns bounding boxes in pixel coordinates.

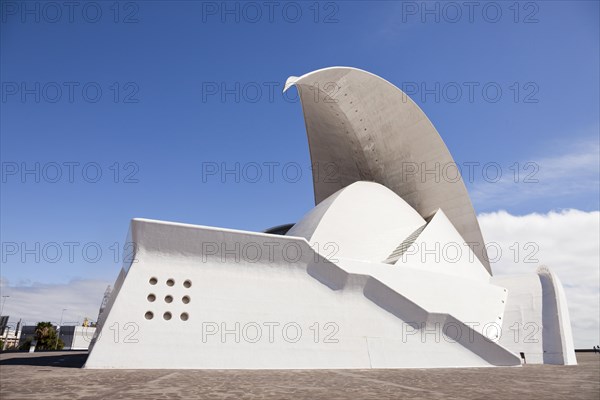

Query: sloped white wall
[395,209,490,281]
[340,258,506,341]
[288,182,425,263]
[85,219,519,369]
[491,274,544,364]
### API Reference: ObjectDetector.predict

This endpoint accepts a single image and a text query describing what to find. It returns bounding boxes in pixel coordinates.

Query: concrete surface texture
[83,69,577,369]
[285,67,491,272]
[84,182,574,369]
[0,351,598,399]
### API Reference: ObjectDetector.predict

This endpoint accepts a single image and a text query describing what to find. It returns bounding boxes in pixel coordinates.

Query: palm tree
[33,322,64,350]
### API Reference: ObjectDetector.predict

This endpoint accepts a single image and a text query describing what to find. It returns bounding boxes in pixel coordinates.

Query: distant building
[0,319,20,350]
[17,324,96,350]
[59,326,97,350]
[0,316,8,336]
[17,325,37,348]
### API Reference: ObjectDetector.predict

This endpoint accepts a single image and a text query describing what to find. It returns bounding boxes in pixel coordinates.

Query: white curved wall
[287,182,425,263]
[491,268,577,365]
[537,266,577,365]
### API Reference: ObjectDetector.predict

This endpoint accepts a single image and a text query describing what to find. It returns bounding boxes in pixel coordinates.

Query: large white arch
[285,67,491,274]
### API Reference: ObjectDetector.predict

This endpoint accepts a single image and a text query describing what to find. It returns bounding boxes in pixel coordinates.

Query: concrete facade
[84,68,576,369]
[59,326,97,351]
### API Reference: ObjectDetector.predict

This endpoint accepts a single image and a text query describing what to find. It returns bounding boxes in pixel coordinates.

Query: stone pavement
[0,351,598,399]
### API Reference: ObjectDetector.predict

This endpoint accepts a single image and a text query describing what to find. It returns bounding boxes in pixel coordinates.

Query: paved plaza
[0,351,598,399]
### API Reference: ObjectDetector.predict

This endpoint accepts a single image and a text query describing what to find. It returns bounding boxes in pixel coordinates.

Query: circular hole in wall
[145,311,154,320]
[166,279,175,287]
[163,312,172,320]
[165,295,173,303]
[182,295,190,304]
[183,280,192,288]
[180,312,189,321]
[149,277,158,285]
[147,294,156,302]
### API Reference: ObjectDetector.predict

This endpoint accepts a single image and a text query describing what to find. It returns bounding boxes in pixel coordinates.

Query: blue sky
[1,1,599,344]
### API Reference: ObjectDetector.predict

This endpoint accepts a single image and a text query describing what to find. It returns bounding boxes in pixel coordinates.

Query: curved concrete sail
[285,67,491,274]
[84,68,578,369]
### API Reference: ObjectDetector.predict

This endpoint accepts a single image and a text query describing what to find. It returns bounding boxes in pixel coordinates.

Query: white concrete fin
[394,209,491,282]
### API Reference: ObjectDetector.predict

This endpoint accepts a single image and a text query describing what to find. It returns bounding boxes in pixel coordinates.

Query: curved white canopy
[285,67,491,274]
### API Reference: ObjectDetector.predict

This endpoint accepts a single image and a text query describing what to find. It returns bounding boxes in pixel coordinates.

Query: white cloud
[0,278,110,328]
[470,138,600,209]
[479,209,600,348]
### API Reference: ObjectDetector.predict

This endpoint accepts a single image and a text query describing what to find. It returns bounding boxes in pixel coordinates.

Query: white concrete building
[60,326,97,350]
[85,67,576,369]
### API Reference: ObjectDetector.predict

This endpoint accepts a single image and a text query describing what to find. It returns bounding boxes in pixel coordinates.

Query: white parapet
[86,185,524,369]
